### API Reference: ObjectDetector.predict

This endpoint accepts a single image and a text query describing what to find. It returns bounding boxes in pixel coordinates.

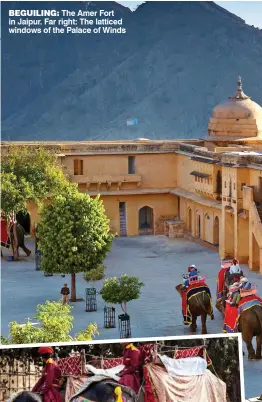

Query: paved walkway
[1,235,262,397]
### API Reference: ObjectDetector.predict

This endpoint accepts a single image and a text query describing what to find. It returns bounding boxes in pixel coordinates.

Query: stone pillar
[221,205,235,259]
[249,232,261,272]
[220,207,227,259]
[191,208,196,237]
[236,216,249,264]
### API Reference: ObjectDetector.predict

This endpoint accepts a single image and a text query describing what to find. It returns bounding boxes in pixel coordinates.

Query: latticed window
[74,159,83,175]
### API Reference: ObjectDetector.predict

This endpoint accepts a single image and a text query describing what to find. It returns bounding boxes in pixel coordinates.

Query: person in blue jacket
[183,264,198,287]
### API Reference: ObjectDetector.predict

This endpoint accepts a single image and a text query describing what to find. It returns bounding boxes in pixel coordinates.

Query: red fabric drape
[143,366,159,402]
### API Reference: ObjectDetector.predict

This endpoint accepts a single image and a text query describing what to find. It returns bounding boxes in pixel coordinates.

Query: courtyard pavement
[1,235,262,397]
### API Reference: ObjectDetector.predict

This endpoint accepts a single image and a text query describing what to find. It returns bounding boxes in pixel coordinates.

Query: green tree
[4,301,98,344]
[1,146,72,204]
[83,265,105,285]
[1,146,75,258]
[38,190,114,301]
[1,172,32,219]
[100,274,144,313]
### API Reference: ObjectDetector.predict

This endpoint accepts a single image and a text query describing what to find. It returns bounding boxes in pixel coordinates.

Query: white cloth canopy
[85,364,125,382]
[159,355,207,377]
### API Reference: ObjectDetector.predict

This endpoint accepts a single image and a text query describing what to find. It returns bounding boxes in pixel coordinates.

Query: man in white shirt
[229,259,241,275]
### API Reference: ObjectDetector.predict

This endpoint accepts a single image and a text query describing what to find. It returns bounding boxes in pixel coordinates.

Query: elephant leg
[201,313,207,334]
[244,338,256,360]
[190,315,197,333]
[255,334,262,359]
[19,244,31,256]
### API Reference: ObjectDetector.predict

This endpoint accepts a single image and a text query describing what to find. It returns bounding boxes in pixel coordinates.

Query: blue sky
[117,1,262,29]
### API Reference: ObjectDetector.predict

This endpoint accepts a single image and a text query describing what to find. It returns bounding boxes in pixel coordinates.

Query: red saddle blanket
[1,218,10,248]
[223,295,262,333]
[216,267,229,302]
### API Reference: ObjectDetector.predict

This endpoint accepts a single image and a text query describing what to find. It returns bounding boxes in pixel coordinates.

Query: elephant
[10,380,142,402]
[10,222,31,258]
[176,284,214,334]
[238,304,262,360]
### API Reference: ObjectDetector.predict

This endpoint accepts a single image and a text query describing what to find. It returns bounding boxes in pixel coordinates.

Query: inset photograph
[1,335,243,402]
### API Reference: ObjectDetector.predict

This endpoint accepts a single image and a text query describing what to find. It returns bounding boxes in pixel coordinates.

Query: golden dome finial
[229,75,250,101]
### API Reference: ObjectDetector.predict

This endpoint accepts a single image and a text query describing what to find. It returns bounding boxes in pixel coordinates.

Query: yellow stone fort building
[3,78,262,272]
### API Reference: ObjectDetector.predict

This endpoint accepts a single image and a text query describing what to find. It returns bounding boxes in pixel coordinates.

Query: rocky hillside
[2,1,262,141]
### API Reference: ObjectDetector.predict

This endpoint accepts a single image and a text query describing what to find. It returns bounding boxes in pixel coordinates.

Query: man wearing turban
[118,343,142,394]
[32,347,62,402]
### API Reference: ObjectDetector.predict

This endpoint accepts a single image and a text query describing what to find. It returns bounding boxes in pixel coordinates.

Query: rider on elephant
[229,259,241,274]
[32,347,62,402]
[183,265,198,287]
[118,343,142,394]
[230,277,252,306]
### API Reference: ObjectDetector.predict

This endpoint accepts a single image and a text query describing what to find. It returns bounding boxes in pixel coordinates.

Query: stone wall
[164,219,185,238]
[155,215,177,235]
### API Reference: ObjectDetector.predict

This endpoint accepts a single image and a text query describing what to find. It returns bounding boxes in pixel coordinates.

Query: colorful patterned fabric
[182,283,212,325]
[65,376,88,402]
[139,344,157,364]
[57,356,83,376]
[223,295,262,333]
[174,346,212,366]
[102,357,124,369]
[143,366,158,402]
[102,344,156,370]
[216,267,229,302]
[143,362,227,402]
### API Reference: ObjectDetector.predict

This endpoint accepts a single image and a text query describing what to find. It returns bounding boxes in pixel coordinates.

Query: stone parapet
[164,219,185,239]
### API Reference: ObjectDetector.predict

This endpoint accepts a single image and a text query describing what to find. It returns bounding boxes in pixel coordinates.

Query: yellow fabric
[114,386,123,402]
[46,358,53,364]
[126,343,137,351]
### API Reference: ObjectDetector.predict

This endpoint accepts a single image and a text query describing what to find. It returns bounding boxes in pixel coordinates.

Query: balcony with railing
[70,174,142,190]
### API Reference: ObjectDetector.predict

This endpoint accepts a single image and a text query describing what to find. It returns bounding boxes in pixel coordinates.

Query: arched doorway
[188,208,192,234]
[224,206,235,258]
[139,206,154,235]
[204,213,212,243]
[196,213,201,238]
[214,216,219,245]
[16,211,31,234]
